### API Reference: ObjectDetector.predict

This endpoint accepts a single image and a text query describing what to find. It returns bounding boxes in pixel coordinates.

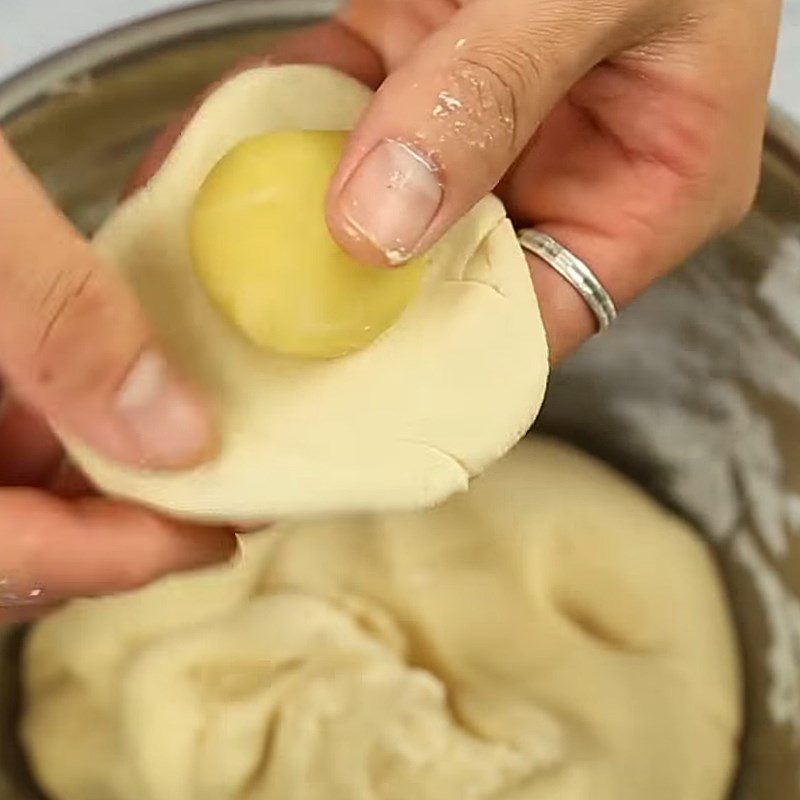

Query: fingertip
[93,500,238,572]
[168,521,239,571]
[68,498,238,592]
[110,349,219,470]
[328,138,443,267]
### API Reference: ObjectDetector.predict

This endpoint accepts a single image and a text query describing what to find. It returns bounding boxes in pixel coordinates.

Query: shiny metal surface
[1,2,799,799]
[518,229,618,331]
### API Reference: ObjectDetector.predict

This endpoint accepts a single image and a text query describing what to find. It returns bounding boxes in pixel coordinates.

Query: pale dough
[64,65,548,522]
[23,437,741,800]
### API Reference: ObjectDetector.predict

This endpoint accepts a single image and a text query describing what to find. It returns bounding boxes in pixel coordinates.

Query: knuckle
[451,39,543,152]
[35,265,93,355]
[29,267,135,406]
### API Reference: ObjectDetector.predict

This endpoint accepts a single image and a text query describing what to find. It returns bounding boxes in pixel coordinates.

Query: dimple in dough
[23,438,741,800]
[63,65,549,522]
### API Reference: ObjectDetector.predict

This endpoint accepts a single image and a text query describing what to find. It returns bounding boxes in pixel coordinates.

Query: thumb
[327,0,638,266]
[0,136,216,469]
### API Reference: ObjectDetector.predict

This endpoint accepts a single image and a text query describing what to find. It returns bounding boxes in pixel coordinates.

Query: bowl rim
[1,0,798,174]
[0,0,337,122]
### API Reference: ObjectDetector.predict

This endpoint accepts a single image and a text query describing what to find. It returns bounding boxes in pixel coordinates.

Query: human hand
[10,0,775,622]
[0,136,232,625]
[136,0,780,361]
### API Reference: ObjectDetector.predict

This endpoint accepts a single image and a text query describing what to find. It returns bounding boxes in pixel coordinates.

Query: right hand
[134,0,777,364]
[0,135,234,625]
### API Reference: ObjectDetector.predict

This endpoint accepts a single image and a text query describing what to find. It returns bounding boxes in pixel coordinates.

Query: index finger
[0,490,236,613]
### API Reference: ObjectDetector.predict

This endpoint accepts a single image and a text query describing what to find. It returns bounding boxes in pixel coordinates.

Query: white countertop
[1,0,799,122]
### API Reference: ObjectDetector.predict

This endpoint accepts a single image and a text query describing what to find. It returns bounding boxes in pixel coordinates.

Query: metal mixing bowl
[1,1,799,798]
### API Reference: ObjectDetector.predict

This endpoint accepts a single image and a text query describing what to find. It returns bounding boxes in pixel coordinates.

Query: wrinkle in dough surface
[23,438,740,800]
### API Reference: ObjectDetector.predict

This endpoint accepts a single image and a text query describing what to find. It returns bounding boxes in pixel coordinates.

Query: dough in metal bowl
[23,437,740,800]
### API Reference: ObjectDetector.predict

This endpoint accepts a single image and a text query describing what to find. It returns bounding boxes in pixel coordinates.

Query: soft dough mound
[22,438,741,800]
[63,65,549,522]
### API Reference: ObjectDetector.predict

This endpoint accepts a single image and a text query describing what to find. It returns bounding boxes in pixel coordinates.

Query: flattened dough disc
[66,66,548,521]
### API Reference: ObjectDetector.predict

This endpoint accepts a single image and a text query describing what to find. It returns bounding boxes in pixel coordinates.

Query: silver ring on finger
[517,228,617,332]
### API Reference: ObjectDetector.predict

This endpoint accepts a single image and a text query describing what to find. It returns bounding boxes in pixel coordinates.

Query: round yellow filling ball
[189,131,425,359]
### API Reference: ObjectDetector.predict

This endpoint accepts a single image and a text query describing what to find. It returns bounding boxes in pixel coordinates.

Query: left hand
[0,396,233,625]
[0,137,232,626]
